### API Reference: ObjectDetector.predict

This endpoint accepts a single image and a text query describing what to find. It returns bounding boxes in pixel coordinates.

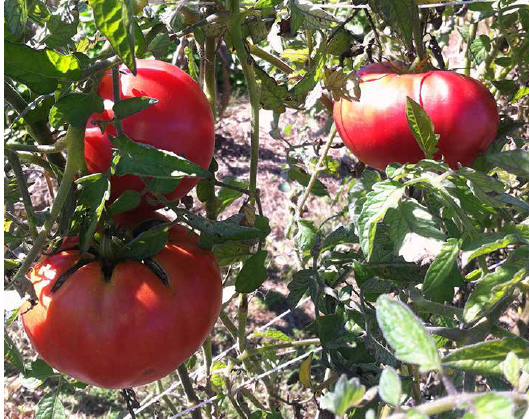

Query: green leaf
[112,134,210,180]
[254,65,288,114]
[461,231,519,267]
[74,173,111,254]
[369,0,415,48]
[470,35,490,65]
[405,96,439,158]
[376,295,441,372]
[423,238,460,298]
[491,79,518,95]
[44,3,79,49]
[5,0,28,39]
[249,329,293,342]
[319,375,366,416]
[254,0,283,9]
[290,0,338,32]
[511,86,529,103]
[36,390,66,419]
[26,359,55,381]
[5,332,25,374]
[486,149,529,178]
[49,93,104,128]
[216,178,248,213]
[235,250,268,293]
[113,96,158,119]
[28,0,50,25]
[462,394,514,419]
[185,45,200,83]
[4,40,81,94]
[148,32,171,59]
[321,224,358,251]
[212,242,251,266]
[379,367,402,407]
[501,351,520,388]
[118,222,170,260]
[386,199,446,260]
[463,247,529,323]
[287,166,328,197]
[287,269,311,308]
[442,338,529,375]
[299,352,313,388]
[108,189,141,214]
[295,219,319,254]
[89,0,136,74]
[357,181,405,259]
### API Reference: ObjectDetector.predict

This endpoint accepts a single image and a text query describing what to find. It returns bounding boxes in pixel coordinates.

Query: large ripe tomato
[21,214,222,389]
[334,62,499,170]
[85,59,215,207]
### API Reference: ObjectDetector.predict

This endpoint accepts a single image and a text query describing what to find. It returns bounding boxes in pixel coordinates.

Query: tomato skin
[334,63,499,170]
[21,219,222,389]
[85,59,215,208]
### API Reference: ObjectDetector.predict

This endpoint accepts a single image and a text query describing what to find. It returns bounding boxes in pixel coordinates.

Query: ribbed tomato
[85,59,215,208]
[21,214,222,389]
[334,62,499,170]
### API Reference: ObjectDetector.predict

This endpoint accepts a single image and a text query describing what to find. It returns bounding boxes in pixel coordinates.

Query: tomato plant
[85,59,215,207]
[334,62,499,170]
[20,214,222,389]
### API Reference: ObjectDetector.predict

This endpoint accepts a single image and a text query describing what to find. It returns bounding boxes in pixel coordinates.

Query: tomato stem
[412,7,426,61]
[464,23,478,77]
[10,125,87,300]
[204,36,218,119]
[177,364,203,419]
[248,43,294,74]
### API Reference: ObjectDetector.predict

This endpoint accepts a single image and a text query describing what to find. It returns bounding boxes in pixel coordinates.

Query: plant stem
[389,391,529,418]
[228,0,260,194]
[4,80,66,169]
[237,293,249,354]
[464,22,478,76]
[177,364,203,419]
[248,44,294,74]
[81,55,122,79]
[238,338,320,361]
[9,125,87,300]
[6,150,39,241]
[112,66,124,135]
[220,311,239,339]
[5,137,68,153]
[412,8,426,60]
[204,36,218,119]
[156,380,178,414]
[294,124,337,220]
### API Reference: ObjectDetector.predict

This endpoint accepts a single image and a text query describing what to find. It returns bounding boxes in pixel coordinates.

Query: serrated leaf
[406,96,439,158]
[461,232,519,267]
[295,219,319,253]
[287,269,311,308]
[319,375,366,416]
[74,173,111,254]
[148,32,170,59]
[185,45,200,82]
[299,352,313,388]
[89,0,136,74]
[358,181,405,259]
[463,247,529,323]
[290,0,338,32]
[422,238,460,298]
[213,242,251,266]
[470,35,490,65]
[442,338,529,375]
[486,150,529,178]
[5,332,25,374]
[288,166,328,197]
[5,40,81,94]
[254,65,288,114]
[28,0,50,24]
[250,329,293,342]
[235,250,268,293]
[379,367,402,407]
[463,394,514,419]
[26,359,55,381]
[49,93,104,128]
[5,0,28,38]
[44,3,79,49]
[386,199,446,262]
[369,0,415,48]
[113,96,158,119]
[36,390,66,419]
[376,295,441,372]
[112,134,210,180]
[108,189,141,214]
[501,351,520,388]
[118,222,170,260]
[321,224,358,251]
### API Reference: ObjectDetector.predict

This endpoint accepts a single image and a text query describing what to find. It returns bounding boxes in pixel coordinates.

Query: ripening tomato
[334,62,499,170]
[85,59,215,208]
[21,214,222,389]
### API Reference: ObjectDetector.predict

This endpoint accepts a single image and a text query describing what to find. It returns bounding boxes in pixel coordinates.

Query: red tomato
[21,215,222,389]
[334,62,499,170]
[85,59,214,208]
